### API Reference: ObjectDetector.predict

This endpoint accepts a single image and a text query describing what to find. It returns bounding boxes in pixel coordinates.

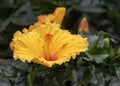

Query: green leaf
[54,66,72,86]
[78,8,106,13]
[115,67,120,80]
[27,66,45,86]
[0,18,11,32]
[90,69,105,86]
[92,54,109,64]
[12,60,31,71]
[0,59,29,85]
[109,77,120,86]
[86,49,109,63]
[11,2,35,26]
[88,35,98,49]
[0,77,11,86]
[0,59,15,77]
[76,0,106,13]
[27,67,42,86]
[97,39,105,48]
[98,31,112,39]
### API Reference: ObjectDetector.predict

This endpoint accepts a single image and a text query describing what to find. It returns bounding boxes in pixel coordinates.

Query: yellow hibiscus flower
[10,22,88,67]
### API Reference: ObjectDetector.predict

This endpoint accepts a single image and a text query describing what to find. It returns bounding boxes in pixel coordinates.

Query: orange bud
[38,15,46,24]
[78,17,89,33]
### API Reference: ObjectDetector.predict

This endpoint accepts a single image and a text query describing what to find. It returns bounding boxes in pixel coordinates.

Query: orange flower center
[44,34,57,61]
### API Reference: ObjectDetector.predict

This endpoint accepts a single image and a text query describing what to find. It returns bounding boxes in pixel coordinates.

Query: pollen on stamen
[44,33,55,61]
[45,55,57,61]
[45,34,53,41]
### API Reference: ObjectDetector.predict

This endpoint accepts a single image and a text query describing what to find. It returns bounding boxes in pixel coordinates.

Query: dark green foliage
[0,59,32,86]
[0,0,120,86]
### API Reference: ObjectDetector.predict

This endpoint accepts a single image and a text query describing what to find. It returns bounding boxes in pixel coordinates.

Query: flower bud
[78,17,89,33]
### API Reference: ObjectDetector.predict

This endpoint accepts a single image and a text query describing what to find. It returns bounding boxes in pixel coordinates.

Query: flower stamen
[44,34,57,61]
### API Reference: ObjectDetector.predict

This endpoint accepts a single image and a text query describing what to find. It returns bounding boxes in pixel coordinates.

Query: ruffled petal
[12,31,44,62]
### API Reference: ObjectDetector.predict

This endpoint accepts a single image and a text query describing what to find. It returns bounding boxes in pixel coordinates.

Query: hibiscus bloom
[10,22,88,67]
[10,7,88,67]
